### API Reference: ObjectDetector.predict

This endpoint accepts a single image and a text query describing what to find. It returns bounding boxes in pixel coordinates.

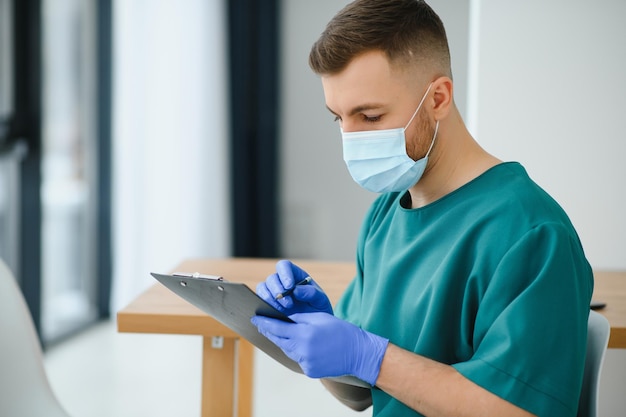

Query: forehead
[321,50,417,113]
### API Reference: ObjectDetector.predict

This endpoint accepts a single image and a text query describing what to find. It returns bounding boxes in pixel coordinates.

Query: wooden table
[117,258,355,417]
[117,259,626,417]
[592,270,626,349]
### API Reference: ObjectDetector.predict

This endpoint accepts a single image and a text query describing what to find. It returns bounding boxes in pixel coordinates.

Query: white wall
[280,0,626,414]
[279,0,362,261]
[112,0,230,312]
[473,0,626,271]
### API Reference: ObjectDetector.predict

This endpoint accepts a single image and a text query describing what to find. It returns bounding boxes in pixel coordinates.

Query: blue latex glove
[256,260,333,315]
[251,312,389,386]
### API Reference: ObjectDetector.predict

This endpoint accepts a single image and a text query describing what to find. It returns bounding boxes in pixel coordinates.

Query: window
[40,0,100,342]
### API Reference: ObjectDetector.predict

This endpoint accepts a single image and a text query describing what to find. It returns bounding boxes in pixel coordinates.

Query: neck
[407,108,501,209]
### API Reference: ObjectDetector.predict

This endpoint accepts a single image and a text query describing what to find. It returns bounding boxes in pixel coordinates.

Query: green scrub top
[335,162,593,417]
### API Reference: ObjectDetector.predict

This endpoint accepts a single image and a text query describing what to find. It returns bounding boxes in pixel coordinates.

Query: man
[251,1,593,416]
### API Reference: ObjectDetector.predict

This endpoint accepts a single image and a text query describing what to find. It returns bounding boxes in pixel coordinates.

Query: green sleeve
[454,222,593,417]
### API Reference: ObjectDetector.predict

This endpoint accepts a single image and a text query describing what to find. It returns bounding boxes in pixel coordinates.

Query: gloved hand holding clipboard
[151,271,370,388]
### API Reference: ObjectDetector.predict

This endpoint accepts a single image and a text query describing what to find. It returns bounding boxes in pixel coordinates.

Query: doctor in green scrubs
[252,1,593,416]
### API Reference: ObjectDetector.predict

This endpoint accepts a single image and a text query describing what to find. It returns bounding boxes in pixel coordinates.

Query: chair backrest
[577,310,610,417]
[0,259,72,417]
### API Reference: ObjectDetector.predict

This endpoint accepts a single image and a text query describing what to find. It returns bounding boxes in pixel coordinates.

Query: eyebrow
[325,103,386,117]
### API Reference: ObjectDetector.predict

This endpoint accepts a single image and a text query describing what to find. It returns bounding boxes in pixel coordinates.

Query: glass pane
[0,0,19,276]
[0,0,12,123]
[0,145,25,277]
[41,0,98,342]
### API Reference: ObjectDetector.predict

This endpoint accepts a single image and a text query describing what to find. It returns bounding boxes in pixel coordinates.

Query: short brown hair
[309,0,451,78]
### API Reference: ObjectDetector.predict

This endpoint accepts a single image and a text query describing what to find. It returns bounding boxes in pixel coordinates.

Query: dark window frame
[8,0,113,346]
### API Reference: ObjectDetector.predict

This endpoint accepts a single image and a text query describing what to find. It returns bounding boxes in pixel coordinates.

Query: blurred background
[1,0,624,416]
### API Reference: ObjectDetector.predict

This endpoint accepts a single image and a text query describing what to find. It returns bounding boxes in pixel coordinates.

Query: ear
[431,76,453,120]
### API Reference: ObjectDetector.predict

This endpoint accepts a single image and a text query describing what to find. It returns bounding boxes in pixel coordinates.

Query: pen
[275,276,312,300]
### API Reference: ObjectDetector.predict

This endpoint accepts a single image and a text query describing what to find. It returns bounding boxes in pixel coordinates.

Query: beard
[405,110,437,162]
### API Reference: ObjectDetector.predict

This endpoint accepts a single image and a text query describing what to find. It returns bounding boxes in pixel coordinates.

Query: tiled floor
[44,320,365,417]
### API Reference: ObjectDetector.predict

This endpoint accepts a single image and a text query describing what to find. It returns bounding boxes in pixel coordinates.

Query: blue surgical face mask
[341,83,439,193]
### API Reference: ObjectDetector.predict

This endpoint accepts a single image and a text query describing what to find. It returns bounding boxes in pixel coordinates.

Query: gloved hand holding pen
[253,260,389,386]
[256,260,333,315]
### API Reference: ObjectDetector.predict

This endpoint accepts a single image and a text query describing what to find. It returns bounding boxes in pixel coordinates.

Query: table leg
[201,336,236,417]
[200,337,255,417]
[237,339,254,417]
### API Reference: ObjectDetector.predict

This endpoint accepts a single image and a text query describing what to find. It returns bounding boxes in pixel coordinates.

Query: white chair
[0,259,73,417]
[577,309,611,417]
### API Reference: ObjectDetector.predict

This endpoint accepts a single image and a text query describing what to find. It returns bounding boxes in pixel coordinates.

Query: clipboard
[151,271,370,388]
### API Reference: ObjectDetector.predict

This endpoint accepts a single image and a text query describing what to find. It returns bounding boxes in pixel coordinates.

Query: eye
[333,115,342,123]
[362,114,382,123]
